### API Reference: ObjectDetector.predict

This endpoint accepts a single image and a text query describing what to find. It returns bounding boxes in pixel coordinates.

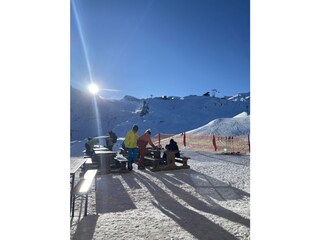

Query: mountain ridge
[71,86,250,140]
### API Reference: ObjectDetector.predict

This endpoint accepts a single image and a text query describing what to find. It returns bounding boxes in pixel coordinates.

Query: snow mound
[187,115,250,136]
[233,112,248,118]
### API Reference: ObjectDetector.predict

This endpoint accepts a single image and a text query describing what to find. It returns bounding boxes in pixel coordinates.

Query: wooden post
[212,135,217,151]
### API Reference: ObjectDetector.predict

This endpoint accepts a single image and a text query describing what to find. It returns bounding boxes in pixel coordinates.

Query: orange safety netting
[151,133,250,154]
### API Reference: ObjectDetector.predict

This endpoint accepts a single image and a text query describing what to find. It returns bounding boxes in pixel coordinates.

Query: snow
[71,87,250,140]
[233,112,248,118]
[186,114,250,136]
[70,88,250,239]
[70,151,250,240]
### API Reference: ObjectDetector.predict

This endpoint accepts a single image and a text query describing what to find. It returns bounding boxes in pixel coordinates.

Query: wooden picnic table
[70,157,88,212]
[70,157,88,175]
[162,150,179,170]
[146,149,189,171]
[147,149,177,169]
[93,150,117,174]
[147,148,165,159]
[93,146,109,151]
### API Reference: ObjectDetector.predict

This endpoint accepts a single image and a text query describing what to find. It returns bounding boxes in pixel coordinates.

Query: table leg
[70,174,75,213]
[99,157,106,174]
[160,152,176,170]
[106,157,111,173]
[166,152,176,167]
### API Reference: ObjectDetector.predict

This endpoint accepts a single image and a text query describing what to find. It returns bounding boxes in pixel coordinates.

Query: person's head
[132,124,139,133]
[145,129,151,135]
[170,139,174,144]
[87,137,92,141]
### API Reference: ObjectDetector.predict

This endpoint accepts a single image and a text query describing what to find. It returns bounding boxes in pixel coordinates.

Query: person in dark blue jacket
[163,139,180,159]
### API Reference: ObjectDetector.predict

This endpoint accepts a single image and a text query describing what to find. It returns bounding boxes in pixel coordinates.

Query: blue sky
[71,0,250,99]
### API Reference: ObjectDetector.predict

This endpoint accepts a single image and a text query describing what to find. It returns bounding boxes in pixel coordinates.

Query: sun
[88,83,99,95]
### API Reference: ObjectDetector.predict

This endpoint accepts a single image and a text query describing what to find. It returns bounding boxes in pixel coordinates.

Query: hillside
[187,112,250,136]
[71,86,250,140]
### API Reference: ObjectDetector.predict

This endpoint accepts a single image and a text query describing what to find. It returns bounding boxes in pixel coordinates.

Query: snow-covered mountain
[187,112,250,136]
[71,86,250,140]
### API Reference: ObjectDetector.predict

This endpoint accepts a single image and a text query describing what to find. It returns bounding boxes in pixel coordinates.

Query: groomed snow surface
[70,150,250,240]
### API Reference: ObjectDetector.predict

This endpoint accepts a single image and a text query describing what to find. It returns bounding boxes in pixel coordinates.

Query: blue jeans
[127,148,138,163]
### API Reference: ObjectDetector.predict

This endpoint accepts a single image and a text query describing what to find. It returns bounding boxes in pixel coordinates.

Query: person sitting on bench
[85,137,98,157]
[163,139,181,159]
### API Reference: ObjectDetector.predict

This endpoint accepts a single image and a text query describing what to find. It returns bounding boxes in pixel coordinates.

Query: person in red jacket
[137,129,156,169]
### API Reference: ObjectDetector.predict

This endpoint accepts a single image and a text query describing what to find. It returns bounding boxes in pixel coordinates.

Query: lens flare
[88,83,99,94]
[72,0,102,136]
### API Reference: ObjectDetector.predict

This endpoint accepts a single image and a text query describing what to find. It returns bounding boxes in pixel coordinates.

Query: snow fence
[151,133,250,154]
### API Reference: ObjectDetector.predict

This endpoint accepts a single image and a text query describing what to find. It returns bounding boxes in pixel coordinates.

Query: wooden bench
[82,158,99,173]
[71,169,97,217]
[175,156,190,168]
[144,156,160,171]
[114,155,129,172]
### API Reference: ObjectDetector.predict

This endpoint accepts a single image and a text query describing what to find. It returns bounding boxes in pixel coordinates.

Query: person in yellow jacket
[124,124,139,171]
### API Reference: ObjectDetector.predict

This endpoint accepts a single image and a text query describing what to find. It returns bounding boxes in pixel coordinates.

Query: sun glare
[88,83,99,94]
